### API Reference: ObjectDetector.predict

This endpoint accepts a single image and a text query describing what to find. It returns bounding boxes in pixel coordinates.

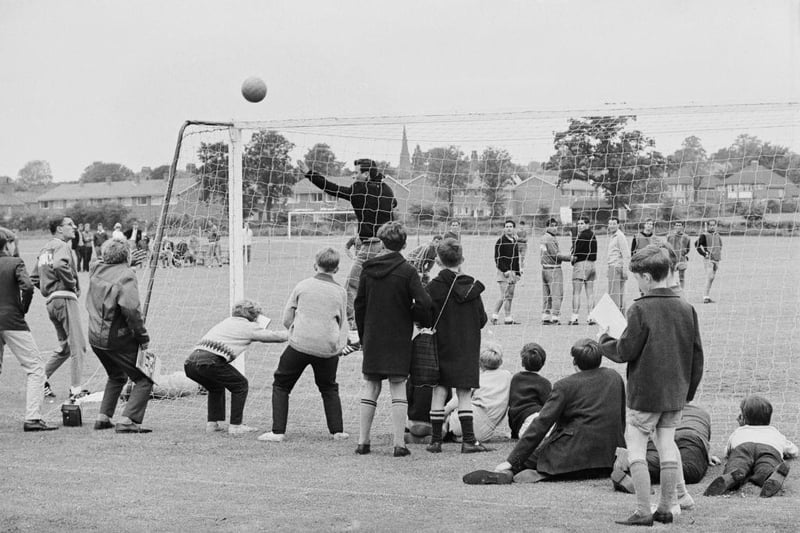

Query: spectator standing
[607,217,630,312]
[93,223,109,259]
[695,219,722,303]
[79,223,93,271]
[666,221,691,290]
[0,227,57,432]
[569,217,598,325]
[491,220,521,325]
[540,218,571,325]
[243,222,253,264]
[30,216,89,401]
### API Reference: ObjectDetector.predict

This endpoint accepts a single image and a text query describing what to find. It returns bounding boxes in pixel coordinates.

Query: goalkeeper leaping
[297,158,396,353]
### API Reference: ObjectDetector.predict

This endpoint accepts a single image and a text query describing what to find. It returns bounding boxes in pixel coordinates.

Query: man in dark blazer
[463,338,625,484]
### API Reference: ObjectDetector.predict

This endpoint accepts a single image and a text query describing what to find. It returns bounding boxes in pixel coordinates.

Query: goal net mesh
[70,104,800,442]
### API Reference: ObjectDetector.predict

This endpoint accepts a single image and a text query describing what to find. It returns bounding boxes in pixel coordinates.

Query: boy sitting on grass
[507,343,551,439]
[259,247,350,443]
[704,395,797,498]
[600,244,704,526]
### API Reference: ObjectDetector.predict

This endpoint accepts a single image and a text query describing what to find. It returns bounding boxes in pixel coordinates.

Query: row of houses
[2,161,797,227]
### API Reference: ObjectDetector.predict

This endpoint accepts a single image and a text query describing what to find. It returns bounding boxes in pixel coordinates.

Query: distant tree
[197,142,228,202]
[667,136,709,202]
[711,134,800,185]
[303,143,344,176]
[411,144,427,174]
[426,146,470,214]
[16,160,53,190]
[479,147,515,217]
[80,161,135,183]
[546,116,666,209]
[244,130,296,222]
[150,164,171,180]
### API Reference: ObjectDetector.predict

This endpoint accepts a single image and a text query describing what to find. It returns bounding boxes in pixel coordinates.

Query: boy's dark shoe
[43,381,56,398]
[652,510,673,524]
[611,469,635,494]
[614,512,654,526]
[355,444,371,455]
[23,420,58,432]
[461,441,492,453]
[426,442,442,453]
[704,469,746,496]
[760,462,790,498]
[93,420,114,430]
[393,446,411,457]
[462,469,513,485]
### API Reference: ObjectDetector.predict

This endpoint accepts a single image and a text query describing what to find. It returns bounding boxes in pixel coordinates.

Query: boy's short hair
[377,221,407,251]
[431,234,443,242]
[740,395,773,426]
[520,342,546,372]
[504,219,516,227]
[479,343,504,370]
[101,238,130,265]
[547,218,558,226]
[231,299,262,322]
[609,217,620,224]
[0,226,15,250]
[656,242,679,272]
[315,247,340,272]
[571,338,602,370]
[629,244,671,282]
[579,216,590,224]
[436,238,463,268]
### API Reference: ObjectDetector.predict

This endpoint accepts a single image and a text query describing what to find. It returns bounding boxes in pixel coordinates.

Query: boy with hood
[424,238,490,454]
[353,221,432,457]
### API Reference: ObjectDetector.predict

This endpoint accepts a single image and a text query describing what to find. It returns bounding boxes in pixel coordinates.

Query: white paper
[256,314,271,329]
[588,293,628,339]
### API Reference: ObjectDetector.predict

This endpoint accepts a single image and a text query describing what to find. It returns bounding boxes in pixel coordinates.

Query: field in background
[1,233,798,531]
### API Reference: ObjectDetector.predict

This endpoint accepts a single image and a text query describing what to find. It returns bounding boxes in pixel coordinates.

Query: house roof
[37,177,196,201]
[662,172,724,189]
[294,173,410,195]
[726,165,790,188]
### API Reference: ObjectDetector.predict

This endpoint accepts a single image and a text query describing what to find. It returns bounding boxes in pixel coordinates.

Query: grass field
[1,231,798,532]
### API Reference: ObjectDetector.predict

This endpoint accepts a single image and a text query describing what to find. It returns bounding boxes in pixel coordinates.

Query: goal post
[130,106,799,438]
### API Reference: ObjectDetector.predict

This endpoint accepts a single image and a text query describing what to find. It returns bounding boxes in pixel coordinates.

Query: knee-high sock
[429,409,445,443]
[658,461,679,512]
[359,399,377,445]
[630,460,652,515]
[459,410,475,444]
[391,399,408,447]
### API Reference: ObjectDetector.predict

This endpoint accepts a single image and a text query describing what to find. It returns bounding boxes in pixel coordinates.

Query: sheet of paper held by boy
[589,293,628,339]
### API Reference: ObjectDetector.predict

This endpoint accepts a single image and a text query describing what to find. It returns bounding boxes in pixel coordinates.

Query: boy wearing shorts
[569,217,597,325]
[600,244,704,526]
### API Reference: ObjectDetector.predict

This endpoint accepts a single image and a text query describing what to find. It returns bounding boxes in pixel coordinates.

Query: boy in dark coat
[600,244,704,526]
[354,221,432,457]
[424,238,489,454]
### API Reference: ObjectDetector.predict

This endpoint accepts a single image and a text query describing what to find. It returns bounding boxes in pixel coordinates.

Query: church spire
[398,126,411,181]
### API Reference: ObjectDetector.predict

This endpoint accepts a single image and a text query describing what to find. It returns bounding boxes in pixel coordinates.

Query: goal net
[78,104,800,443]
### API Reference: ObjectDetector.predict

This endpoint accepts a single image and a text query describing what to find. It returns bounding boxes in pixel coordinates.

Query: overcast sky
[1,0,798,182]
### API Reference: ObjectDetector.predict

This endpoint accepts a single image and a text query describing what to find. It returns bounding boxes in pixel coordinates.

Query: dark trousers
[647,438,709,484]
[184,350,248,424]
[80,246,92,271]
[724,442,784,487]
[92,346,152,424]
[271,345,343,434]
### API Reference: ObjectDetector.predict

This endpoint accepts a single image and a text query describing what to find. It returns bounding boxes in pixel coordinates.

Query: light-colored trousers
[0,330,46,420]
[44,297,86,389]
[345,239,384,330]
